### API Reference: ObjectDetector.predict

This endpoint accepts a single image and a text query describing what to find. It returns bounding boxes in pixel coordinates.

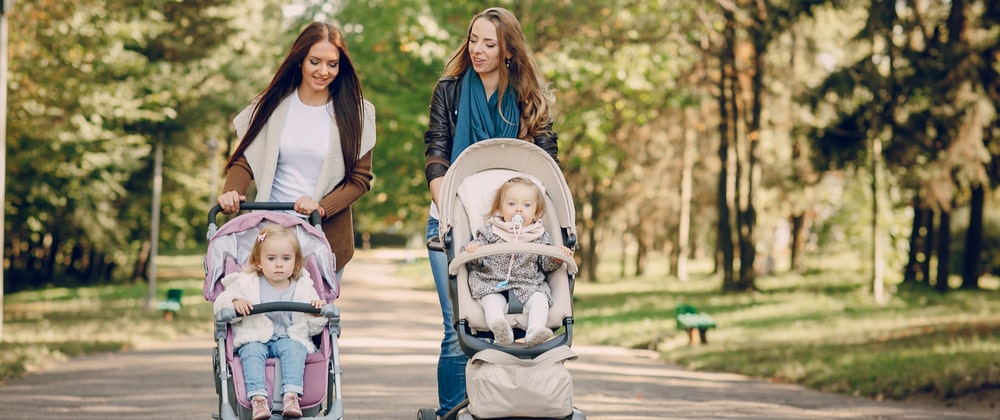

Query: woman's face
[299,40,340,98]
[468,18,506,78]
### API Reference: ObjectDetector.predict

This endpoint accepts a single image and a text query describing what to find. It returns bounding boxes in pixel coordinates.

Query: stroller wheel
[417,407,437,420]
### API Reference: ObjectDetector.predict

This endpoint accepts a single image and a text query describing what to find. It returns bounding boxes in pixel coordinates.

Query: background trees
[4,0,998,297]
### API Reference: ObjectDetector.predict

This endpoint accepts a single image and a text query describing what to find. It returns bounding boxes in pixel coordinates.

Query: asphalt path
[0,250,995,420]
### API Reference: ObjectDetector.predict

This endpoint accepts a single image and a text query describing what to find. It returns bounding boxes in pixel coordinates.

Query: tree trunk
[935,208,952,292]
[635,236,646,277]
[960,184,984,289]
[718,5,736,291]
[871,136,885,303]
[584,188,600,282]
[789,213,805,272]
[41,233,59,287]
[133,239,151,284]
[921,209,934,283]
[677,108,696,281]
[903,199,926,284]
[737,3,766,292]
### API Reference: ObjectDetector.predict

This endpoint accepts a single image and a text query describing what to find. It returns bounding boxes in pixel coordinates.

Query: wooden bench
[675,304,715,345]
[156,288,183,321]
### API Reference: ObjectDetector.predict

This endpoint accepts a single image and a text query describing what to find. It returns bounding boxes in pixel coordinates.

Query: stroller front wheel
[417,407,437,420]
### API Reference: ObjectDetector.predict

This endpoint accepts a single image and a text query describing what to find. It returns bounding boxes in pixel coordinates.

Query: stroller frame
[419,139,586,420]
[206,203,345,420]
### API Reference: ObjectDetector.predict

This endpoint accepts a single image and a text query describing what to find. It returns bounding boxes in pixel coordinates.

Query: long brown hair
[226,22,365,179]
[442,7,554,140]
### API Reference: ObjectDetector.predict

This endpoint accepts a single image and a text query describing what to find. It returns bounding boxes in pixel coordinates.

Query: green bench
[156,288,183,321]
[675,304,715,345]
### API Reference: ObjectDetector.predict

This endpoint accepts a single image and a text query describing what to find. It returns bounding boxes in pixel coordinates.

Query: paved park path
[0,250,995,420]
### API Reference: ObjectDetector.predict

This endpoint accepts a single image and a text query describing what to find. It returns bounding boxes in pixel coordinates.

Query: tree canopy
[4,0,998,295]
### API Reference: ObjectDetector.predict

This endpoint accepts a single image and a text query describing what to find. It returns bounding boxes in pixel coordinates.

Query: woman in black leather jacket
[421,6,558,418]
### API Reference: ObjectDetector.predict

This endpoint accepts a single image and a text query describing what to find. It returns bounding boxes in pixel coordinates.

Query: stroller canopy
[203,211,339,303]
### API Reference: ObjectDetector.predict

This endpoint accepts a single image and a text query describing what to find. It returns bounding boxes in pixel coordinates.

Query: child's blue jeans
[238,337,307,399]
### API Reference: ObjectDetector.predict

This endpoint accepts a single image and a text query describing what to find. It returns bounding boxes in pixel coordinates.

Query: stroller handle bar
[215,302,339,323]
[448,242,579,276]
[208,203,322,228]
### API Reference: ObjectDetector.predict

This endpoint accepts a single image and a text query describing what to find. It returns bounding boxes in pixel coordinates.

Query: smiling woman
[216,22,377,277]
[421,7,558,417]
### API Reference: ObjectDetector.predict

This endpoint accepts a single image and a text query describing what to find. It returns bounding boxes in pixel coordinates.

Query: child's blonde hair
[487,176,546,220]
[247,224,304,279]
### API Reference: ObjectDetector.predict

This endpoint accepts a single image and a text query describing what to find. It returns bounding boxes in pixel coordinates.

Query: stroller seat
[449,168,576,337]
[225,327,332,412]
[435,139,579,358]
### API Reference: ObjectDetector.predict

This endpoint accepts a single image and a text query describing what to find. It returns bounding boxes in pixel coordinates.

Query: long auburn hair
[226,22,365,179]
[442,7,555,140]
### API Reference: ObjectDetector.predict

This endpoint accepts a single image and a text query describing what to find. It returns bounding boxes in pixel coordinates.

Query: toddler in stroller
[419,138,585,420]
[205,203,344,420]
[463,176,575,347]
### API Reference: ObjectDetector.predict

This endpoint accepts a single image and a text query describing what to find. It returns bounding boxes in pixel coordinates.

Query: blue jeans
[427,217,468,416]
[237,337,307,400]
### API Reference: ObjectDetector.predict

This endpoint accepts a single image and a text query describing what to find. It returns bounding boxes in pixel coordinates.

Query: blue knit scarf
[451,68,521,161]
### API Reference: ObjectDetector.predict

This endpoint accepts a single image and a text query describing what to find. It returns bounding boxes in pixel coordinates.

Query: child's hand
[562,246,574,257]
[553,246,575,264]
[232,298,253,316]
[465,243,479,253]
[310,299,325,316]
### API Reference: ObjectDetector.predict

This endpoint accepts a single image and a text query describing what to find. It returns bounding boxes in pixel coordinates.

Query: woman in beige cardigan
[217,22,376,274]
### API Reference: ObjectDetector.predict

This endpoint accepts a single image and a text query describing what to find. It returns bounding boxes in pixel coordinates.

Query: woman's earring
[505,57,511,68]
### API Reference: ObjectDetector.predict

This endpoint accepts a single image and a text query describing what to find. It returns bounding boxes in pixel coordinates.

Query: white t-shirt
[271,91,332,204]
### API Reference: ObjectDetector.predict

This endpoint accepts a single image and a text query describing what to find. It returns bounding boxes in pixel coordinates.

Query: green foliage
[315,0,462,236]
[4,0,998,299]
[5,0,288,289]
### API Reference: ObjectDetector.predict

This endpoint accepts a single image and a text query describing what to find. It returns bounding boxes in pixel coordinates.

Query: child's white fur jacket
[213,269,327,353]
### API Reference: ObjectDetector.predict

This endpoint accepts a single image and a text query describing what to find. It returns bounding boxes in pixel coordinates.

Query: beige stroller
[418,138,585,420]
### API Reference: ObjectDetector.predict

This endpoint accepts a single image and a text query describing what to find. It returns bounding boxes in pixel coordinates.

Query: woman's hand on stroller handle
[207,202,323,229]
[216,190,246,213]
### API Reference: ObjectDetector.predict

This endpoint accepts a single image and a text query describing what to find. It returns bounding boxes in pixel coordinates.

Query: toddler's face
[500,184,539,225]
[258,238,296,284]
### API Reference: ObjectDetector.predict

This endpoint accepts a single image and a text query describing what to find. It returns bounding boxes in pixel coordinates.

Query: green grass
[568,253,1000,402]
[3,249,999,405]
[0,278,213,383]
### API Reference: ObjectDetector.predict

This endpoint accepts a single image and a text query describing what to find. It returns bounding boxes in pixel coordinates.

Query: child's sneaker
[489,319,514,345]
[250,396,270,420]
[525,328,553,347]
[282,393,303,418]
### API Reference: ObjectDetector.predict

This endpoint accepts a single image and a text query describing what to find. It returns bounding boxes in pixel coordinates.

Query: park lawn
[0,254,213,382]
[2,250,998,406]
[569,253,1000,403]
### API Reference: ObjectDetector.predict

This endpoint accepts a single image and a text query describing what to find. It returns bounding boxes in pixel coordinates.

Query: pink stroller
[204,203,344,420]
